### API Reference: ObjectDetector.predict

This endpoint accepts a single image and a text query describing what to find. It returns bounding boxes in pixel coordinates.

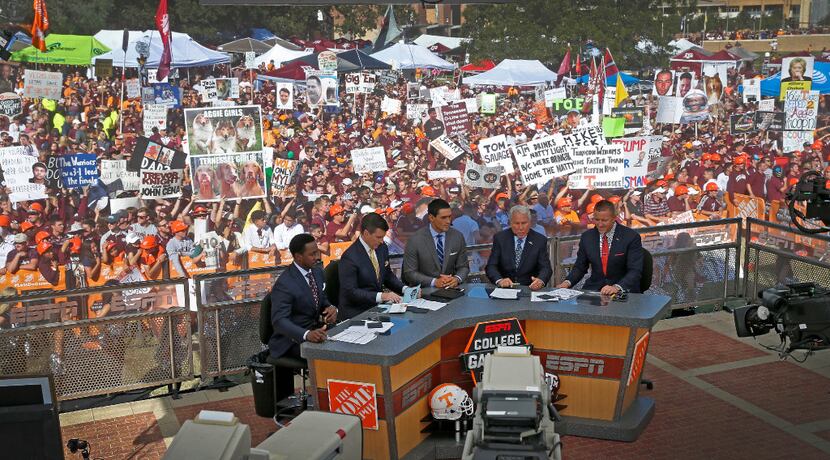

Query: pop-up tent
[461,59,496,73]
[92,31,229,68]
[464,59,557,86]
[370,42,455,70]
[255,43,310,67]
[218,38,271,55]
[760,61,830,96]
[11,34,110,66]
[284,49,391,72]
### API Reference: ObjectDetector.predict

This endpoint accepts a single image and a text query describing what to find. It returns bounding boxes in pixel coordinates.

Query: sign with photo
[183,105,263,156]
[754,111,785,131]
[478,134,514,174]
[0,147,47,203]
[140,169,184,199]
[215,78,240,100]
[126,78,141,98]
[464,162,502,189]
[701,63,729,105]
[129,137,188,172]
[729,113,757,135]
[742,77,761,103]
[611,107,644,129]
[23,69,63,100]
[152,83,181,108]
[190,151,267,202]
[271,158,299,198]
[513,134,576,187]
[275,83,294,110]
[306,70,338,107]
[679,89,709,124]
[780,56,814,100]
[652,69,674,96]
[568,145,625,189]
[610,135,664,189]
[350,147,387,174]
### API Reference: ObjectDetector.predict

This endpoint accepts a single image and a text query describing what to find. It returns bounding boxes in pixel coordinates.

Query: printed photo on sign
[275,83,294,110]
[306,70,338,107]
[742,78,761,103]
[0,148,48,203]
[755,111,785,131]
[183,105,263,155]
[679,89,709,124]
[350,147,387,173]
[701,63,728,106]
[407,82,420,100]
[152,83,181,108]
[610,107,643,129]
[271,158,299,198]
[130,137,187,172]
[464,163,502,189]
[190,151,267,202]
[215,78,240,100]
[780,56,814,100]
[653,69,674,96]
[140,169,184,199]
[729,113,757,135]
[673,71,696,98]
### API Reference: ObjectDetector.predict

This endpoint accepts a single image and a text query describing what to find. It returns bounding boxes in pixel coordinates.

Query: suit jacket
[565,224,644,293]
[485,229,552,286]
[269,263,330,359]
[338,239,404,320]
[402,226,469,287]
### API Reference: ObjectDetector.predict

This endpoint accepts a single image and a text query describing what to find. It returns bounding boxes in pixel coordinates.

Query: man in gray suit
[403,199,470,287]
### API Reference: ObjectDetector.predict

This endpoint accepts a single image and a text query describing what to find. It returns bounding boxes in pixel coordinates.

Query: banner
[143,104,167,135]
[306,70,338,107]
[0,92,22,119]
[611,107,643,129]
[350,146,387,173]
[126,78,141,98]
[380,96,401,114]
[275,83,293,110]
[270,158,298,198]
[610,135,664,188]
[464,163,501,189]
[549,98,585,116]
[129,137,187,172]
[190,151,267,202]
[742,77,761,103]
[427,170,461,180]
[755,111,785,131]
[0,148,47,202]
[784,90,819,131]
[478,134,514,174]
[100,160,139,191]
[781,130,814,153]
[429,135,465,161]
[513,134,576,187]
[480,94,497,114]
[568,145,625,189]
[140,169,183,199]
[780,56,814,100]
[440,102,471,137]
[561,124,606,148]
[60,153,98,189]
[656,96,682,124]
[729,113,757,135]
[23,69,62,100]
[183,105,263,155]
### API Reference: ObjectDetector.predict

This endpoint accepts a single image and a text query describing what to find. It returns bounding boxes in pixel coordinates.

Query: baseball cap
[36,241,52,256]
[35,231,50,244]
[0,215,10,227]
[107,214,119,224]
[342,178,353,186]
[653,187,668,194]
[556,197,572,208]
[125,232,141,244]
[13,233,27,243]
[448,185,461,194]
[140,235,159,250]
[674,185,689,196]
[20,221,35,232]
[170,220,189,234]
[360,205,376,214]
[29,202,44,213]
[421,186,436,197]
[329,204,344,217]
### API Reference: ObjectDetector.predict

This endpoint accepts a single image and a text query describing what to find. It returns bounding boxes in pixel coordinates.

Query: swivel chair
[639,248,655,390]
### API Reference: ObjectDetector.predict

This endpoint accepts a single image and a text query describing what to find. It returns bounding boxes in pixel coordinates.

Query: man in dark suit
[339,213,405,320]
[268,233,337,401]
[558,200,644,294]
[486,205,552,290]
[403,199,469,288]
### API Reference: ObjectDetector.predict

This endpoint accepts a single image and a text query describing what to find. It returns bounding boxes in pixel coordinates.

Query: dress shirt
[428,225,462,286]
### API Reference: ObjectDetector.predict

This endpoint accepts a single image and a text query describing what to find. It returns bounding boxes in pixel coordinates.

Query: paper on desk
[386,303,407,314]
[407,298,447,311]
[490,288,520,299]
[531,288,583,302]
[348,321,395,334]
[402,285,421,303]
[330,329,377,345]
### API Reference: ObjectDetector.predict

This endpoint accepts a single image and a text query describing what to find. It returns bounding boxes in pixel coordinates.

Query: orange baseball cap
[36,240,52,255]
[20,221,35,232]
[29,202,44,213]
[141,235,159,250]
[170,220,189,234]
[0,215,10,227]
[35,230,50,244]
[733,156,745,165]
[69,236,82,254]
[586,202,596,214]
[590,194,603,204]
[787,177,799,187]
[329,204,344,217]
[421,186,436,197]
[495,192,509,202]
[557,197,572,209]
[710,153,722,162]
[674,185,689,196]
[701,153,712,161]
[705,182,719,191]
[401,202,415,215]
[608,195,621,204]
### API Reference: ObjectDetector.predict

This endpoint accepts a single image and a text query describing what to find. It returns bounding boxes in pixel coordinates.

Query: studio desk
[302,286,671,460]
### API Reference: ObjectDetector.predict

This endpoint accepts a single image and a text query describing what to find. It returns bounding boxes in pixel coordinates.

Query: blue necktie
[515,238,524,269]
[436,233,444,268]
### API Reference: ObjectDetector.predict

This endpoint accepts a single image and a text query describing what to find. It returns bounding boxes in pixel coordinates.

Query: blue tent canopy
[250,28,276,41]
[760,61,830,96]
[576,72,640,86]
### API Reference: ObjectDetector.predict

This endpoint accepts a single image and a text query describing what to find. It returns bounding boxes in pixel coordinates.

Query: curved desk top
[302,285,671,366]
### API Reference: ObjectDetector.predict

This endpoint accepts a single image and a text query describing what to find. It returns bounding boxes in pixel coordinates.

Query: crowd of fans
[0,49,828,322]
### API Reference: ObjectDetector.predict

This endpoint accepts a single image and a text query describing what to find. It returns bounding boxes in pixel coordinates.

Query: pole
[119,29,129,136]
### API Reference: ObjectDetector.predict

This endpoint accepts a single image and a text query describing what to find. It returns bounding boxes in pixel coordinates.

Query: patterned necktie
[369,248,380,280]
[601,234,609,275]
[436,233,444,268]
[515,238,524,269]
[306,271,319,307]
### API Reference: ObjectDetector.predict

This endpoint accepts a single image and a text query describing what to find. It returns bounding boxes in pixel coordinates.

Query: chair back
[259,294,272,345]
[640,248,653,293]
[324,260,340,306]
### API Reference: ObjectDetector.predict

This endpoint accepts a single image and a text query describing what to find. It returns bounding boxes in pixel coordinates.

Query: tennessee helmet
[428,383,473,420]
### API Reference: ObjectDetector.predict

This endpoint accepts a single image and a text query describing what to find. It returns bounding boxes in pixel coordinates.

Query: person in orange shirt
[554,197,580,226]
[138,235,167,279]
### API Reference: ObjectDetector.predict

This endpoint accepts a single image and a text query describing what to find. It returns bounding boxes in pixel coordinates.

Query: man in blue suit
[558,200,644,294]
[486,205,552,290]
[339,213,404,320]
[268,233,337,400]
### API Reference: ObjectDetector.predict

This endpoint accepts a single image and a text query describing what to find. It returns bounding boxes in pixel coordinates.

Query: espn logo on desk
[537,351,625,380]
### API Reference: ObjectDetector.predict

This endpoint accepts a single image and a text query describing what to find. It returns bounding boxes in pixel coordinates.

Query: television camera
[733,283,830,357]
[787,171,830,234]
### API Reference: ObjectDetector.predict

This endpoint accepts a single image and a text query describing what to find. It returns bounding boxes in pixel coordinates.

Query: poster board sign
[611,107,644,129]
[327,379,378,430]
[143,104,167,135]
[427,170,461,180]
[544,87,567,107]
[359,72,376,93]
[783,90,819,131]
[344,73,360,94]
[95,58,113,78]
[610,135,664,189]
[755,111,785,131]
[568,145,625,189]
[317,51,338,72]
[406,103,429,121]
[140,169,184,199]
[781,130,814,153]
[602,117,625,138]
[271,158,299,198]
[464,163,502,189]
[215,78,239,100]
[100,160,139,191]
[440,102,471,137]
[183,105,263,156]
[190,151,267,202]
[129,137,187,172]
[23,69,62,100]
[653,69,675,96]
[758,98,775,112]
[561,124,606,148]
[742,77,761,103]
[679,89,709,123]
[429,135,465,161]
[306,70,338,107]
[126,79,141,99]
[478,134,514,174]
[201,79,218,101]
[656,96,682,124]
[245,51,256,70]
[532,101,551,124]
[549,98,584,116]
[0,92,23,119]
[151,83,181,108]
[779,56,814,100]
[0,148,47,202]
[350,147,387,173]
[275,83,293,110]
[380,96,401,115]
[60,154,99,189]
[729,113,757,135]
[463,97,478,114]
[480,94,497,114]
[513,134,576,187]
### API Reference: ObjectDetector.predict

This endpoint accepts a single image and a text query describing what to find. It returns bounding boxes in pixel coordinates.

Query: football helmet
[428,383,474,420]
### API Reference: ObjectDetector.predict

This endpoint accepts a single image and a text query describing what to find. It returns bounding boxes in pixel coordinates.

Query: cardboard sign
[143,104,167,135]
[513,134,576,187]
[656,96,683,124]
[215,78,240,100]
[275,83,294,110]
[602,117,625,138]
[406,103,429,121]
[610,135,664,189]
[151,83,181,108]
[461,318,527,384]
[755,111,785,131]
[190,151,267,202]
[60,154,99,189]
[0,92,23,118]
[271,158,299,198]
[758,98,775,111]
[140,169,183,199]
[100,160,139,191]
[561,124,606,148]
[95,59,113,78]
[359,72,376,93]
[463,97,478,114]
[350,147,387,173]
[201,79,218,101]
[380,96,401,115]
[327,379,378,430]
[429,135,465,161]
[480,94,497,114]
[0,148,47,202]
[784,90,819,131]
[129,137,187,172]
[440,102,472,137]
[427,170,461,180]
[549,98,585,116]
[306,70,338,107]
[478,134,514,174]
[544,87,567,107]
[126,79,141,98]
[344,73,360,94]
[23,69,63,100]
[245,51,256,70]
[568,145,625,189]
[464,163,502,189]
[742,77,761,103]
[781,130,814,153]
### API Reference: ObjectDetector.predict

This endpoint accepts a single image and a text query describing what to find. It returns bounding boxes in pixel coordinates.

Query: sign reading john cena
[461,317,528,383]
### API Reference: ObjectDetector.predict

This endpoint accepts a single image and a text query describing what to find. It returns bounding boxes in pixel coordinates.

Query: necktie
[515,238,524,270]
[306,271,319,307]
[436,233,444,268]
[601,234,609,275]
[369,248,380,280]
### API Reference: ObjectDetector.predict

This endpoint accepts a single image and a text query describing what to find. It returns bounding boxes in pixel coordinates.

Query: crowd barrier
[0,279,193,401]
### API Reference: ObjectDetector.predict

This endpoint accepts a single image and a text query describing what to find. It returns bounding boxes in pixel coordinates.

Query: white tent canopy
[254,43,310,67]
[464,59,558,86]
[370,42,456,70]
[92,31,230,68]
[412,34,470,50]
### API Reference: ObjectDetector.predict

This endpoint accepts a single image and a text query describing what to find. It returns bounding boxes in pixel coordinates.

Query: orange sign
[627,332,650,387]
[327,379,378,430]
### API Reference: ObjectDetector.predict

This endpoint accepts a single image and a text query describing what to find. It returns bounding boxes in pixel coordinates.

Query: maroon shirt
[727,171,749,195]
[766,176,785,202]
[746,172,768,199]
[666,196,689,212]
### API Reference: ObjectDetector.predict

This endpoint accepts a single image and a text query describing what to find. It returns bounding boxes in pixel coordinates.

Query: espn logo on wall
[539,351,625,380]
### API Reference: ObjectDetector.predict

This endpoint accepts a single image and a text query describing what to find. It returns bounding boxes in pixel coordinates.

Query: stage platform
[58,311,830,459]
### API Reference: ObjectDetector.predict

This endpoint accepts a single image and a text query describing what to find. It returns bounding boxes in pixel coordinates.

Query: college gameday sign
[461,317,528,383]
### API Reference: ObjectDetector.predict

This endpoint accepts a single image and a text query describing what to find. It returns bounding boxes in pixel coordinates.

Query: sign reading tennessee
[327,379,378,430]
[461,317,527,383]
[627,332,650,387]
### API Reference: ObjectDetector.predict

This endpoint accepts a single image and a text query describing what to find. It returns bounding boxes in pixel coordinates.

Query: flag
[31,0,49,52]
[155,0,172,80]
[575,48,582,75]
[603,48,619,77]
[615,73,629,107]
[557,47,571,84]
[372,5,403,53]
